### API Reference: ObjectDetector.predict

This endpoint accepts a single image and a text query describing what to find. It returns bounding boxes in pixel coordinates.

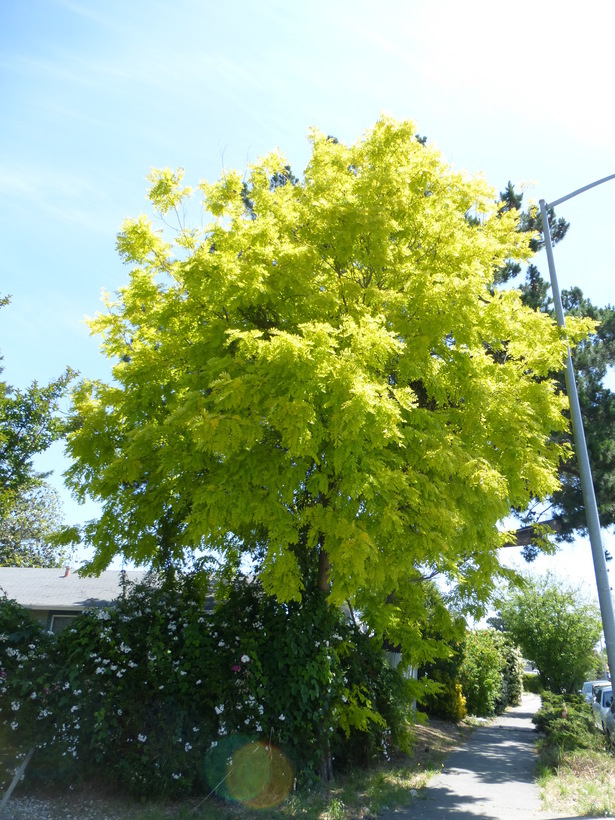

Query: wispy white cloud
[0,165,117,232]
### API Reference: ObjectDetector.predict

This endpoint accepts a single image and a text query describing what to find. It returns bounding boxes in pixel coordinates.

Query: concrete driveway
[380,693,601,819]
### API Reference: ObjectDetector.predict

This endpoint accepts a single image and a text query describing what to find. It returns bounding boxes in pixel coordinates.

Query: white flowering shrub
[0,574,414,798]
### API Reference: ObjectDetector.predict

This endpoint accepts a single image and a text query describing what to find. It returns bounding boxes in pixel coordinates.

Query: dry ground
[2,718,475,819]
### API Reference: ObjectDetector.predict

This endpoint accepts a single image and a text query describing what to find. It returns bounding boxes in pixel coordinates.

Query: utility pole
[539,173,615,680]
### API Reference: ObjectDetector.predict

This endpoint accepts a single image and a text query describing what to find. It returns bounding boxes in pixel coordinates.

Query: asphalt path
[380,693,605,819]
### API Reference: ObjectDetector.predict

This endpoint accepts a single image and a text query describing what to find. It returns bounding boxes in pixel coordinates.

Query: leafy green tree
[66,118,589,664]
[497,573,602,693]
[0,483,69,567]
[0,296,76,566]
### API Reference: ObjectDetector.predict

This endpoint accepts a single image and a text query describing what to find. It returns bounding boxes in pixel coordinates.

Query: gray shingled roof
[0,567,147,611]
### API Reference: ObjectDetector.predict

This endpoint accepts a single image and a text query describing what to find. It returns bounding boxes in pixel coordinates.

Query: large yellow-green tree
[66,119,589,661]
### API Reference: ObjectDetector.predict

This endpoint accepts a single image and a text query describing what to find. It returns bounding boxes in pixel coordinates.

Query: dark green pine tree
[497,184,615,558]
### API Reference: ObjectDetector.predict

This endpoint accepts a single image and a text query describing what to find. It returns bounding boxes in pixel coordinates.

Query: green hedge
[1,574,417,798]
[532,691,600,752]
[523,672,543,694]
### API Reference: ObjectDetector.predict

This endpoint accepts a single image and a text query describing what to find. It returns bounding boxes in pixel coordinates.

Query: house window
[49,614,78,634]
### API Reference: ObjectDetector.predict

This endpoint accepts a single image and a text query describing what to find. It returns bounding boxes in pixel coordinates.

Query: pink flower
[232,665,241,673]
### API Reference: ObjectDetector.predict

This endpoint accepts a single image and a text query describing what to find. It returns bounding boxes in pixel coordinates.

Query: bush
[421,670,467,722]
[523,672,543,694]
[495,637,524,711]
[533,692,601,753]
[459,630,501,717]
[1,573,416,799]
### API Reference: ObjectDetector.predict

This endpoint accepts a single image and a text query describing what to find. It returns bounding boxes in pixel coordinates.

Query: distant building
[0,567,146,633]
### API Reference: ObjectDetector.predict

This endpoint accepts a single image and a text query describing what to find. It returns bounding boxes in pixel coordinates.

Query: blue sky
[2,0,615,589]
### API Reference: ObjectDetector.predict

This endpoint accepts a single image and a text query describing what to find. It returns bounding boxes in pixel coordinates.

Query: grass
[538,747,615,817]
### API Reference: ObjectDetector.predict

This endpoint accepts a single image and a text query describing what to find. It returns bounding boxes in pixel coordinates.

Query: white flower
[179,670,187,676]
[71,705,79,713]
[10,721,18,730]
[218,640,225,647]
[137,734,147,743]
[240,654,250,663]
[172,773,181,780]
[184,742,192,752]
[279,714,285,721]
[95,667,105,675]
[210,740,218,749]
[256,723,262,732]
[215,704,224,715]
[192,726,199,733]
[196,679,202,685]
[30,692,37,700]
[11,702,20,711]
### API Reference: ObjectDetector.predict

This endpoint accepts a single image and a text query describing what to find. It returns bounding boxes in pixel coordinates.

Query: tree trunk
[320,743,333,782]
[317,543,331,593]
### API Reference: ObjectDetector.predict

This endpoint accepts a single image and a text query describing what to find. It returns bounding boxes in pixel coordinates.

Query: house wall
[28,608,80,633]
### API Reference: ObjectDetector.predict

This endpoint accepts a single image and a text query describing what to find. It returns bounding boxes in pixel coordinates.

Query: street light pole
[539,175,615,681]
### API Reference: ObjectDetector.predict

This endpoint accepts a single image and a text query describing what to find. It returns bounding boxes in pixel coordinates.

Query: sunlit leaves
[67,118,588,644]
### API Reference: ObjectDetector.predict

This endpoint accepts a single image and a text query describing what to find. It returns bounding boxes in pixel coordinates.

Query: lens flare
[205,736,293,808]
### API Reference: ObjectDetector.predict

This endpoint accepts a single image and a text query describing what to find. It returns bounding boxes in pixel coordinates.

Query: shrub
[459,630,504,717]
[523,672,543,694]
[1,573,415,799]
[495,635,524,711]
[421,669,467,722]
[457,629,524,718]
[533,692,601,753]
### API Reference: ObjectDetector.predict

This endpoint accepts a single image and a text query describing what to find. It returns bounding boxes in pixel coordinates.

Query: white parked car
[604,699,615,749]
[580,679,609,703]
[592,684,613,732]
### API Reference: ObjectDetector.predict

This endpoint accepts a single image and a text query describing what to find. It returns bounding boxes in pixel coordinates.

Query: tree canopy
[66,118,591,657]
[496,573,602,693]
[0,295,75,567]
[0,482,68,567]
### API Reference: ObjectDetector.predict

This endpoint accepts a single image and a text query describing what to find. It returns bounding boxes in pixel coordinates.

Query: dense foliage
[459,629,523,717]
[422,627,523,720]
[65,119,591,679]
[533,692,601,753]
[498,574,602,693]
[0,573,415,800]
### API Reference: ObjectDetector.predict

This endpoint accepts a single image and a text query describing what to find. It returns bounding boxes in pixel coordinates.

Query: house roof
[0,567,147,612]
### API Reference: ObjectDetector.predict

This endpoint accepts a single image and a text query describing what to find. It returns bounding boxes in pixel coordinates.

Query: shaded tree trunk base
[320,749,333,782]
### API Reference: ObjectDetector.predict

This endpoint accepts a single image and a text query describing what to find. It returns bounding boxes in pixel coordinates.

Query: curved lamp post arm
[539,185,615,682]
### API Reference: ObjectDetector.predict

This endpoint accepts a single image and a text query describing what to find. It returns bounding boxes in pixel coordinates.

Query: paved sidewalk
[380,693,589,819]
